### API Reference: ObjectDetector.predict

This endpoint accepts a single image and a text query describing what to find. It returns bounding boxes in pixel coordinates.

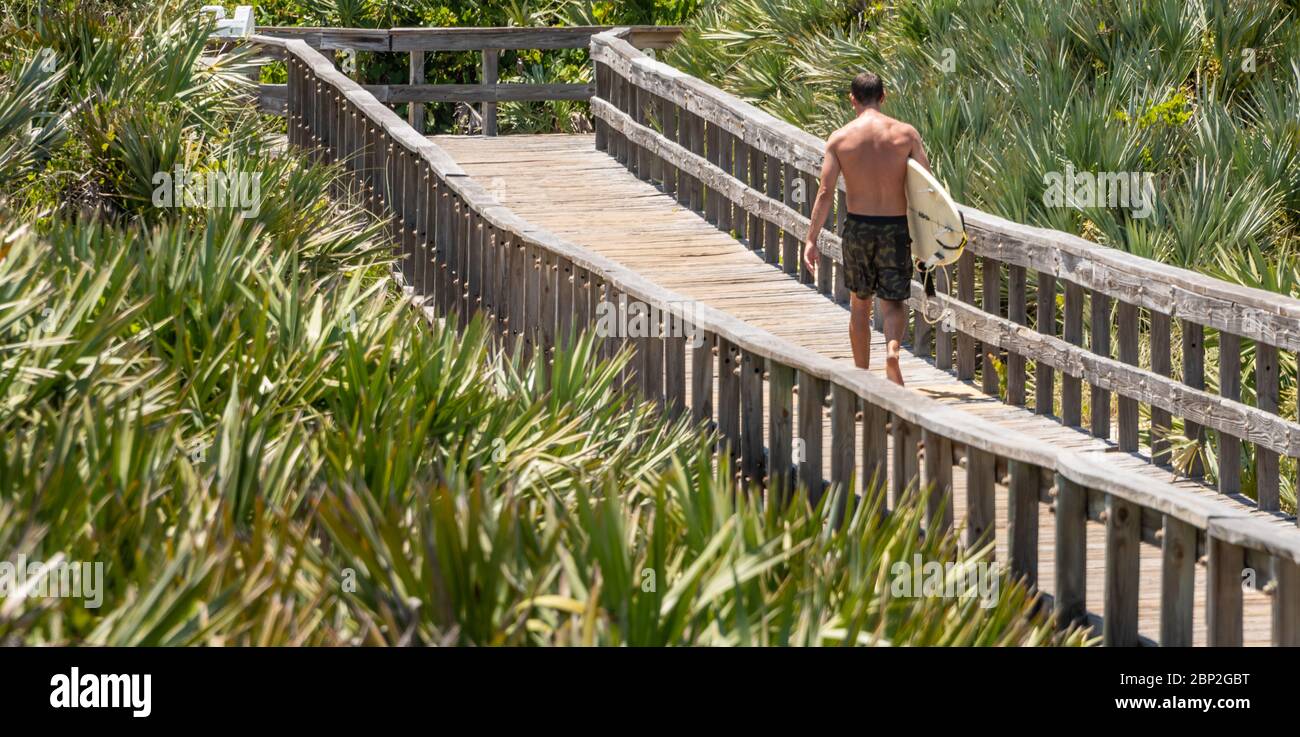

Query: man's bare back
[803,72,931,386]
[828,111,927,217]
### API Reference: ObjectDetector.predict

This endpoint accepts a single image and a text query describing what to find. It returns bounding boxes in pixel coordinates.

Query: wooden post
[1159,515,1196,646]
[1054,473,1087,628]
[481,48,499,136]
[767,360,795,501]
[1256,342,1280,511]
[1103,495,1140,646]
[1274,558,1300,646]
[1035,272,1056,415]
[1062,281,1083,426]
[1007,264,1026,405]
[1207,536,1243,646]
[1182,321,1204,477]
[1218,332,1241,495]
[741,349,765,486]
[1089,290,1111,439]
[1117,301,1139,451]
[922,428,953,535]
[830,384,856,527]
[1007,460,1038,587]
[1149,311,1172,465]
[408,50,425,132]
[965,447,995,554]
[956,251,976,380]
[798,372,825,504]
[981,257,1000,396]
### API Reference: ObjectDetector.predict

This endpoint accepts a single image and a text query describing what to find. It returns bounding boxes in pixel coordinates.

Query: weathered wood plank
[1090,290,1111,439]
[1256,342,1280,512]
[1218,332,1242,496]
[1160,515,1196,646]
[1007,459,1038,587]
[1103,495,1140,646]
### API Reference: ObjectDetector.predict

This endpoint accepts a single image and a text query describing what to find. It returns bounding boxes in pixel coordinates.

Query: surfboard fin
[923,267,936,297]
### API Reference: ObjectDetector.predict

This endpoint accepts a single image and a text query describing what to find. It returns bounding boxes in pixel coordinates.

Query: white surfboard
[905,159,965,268]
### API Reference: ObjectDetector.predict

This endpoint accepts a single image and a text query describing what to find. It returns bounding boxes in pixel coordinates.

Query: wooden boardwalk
[434,133,1288,645]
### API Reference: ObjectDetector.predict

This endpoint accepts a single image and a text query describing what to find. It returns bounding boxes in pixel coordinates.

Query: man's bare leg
[879,298,908,386]
[849,293,872,369]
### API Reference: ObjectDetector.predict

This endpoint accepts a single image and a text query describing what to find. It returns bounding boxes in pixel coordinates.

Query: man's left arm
[803,142,841,277]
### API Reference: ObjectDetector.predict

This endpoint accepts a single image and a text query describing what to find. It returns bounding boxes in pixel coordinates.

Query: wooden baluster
[717,338,740,467]
[1062,281,1083,427]
[781,163,799,276]
[1117,302,1139,451]
[1054,474,1087,628]
[716,129,733,233]
[1004,461,1038,589]
[481,48,499,136]
[1149,310,1172,465]
[741,349,765,487]
[692,331,714,427]
[981,257,1001,395]
[1090,290,1111,439]
[965,447,995,555]
[1256,342,1280,511]
[659,96,677,196]
[665,332,687,419]
[1035,272,1056,415]
[1218,332,1242,495]
[594,62,609,151]
[1273,558,1300,646]
[956,251,976,380]
[861,403,889,509]
[923,428,953,535]
[747,145,764,251]
[408,50,425,132]
[1103,495,1140,646]
[935,266,953,371]
[1007,265,1027,405]
[891,418,920,510]
[830,385,856,527]
[767,359,795,502]
[1182,320,1205,476]
[765,157,782,266]
[1207,536,1244,646]
[798,372,826,504]
[1159,515,1196,646]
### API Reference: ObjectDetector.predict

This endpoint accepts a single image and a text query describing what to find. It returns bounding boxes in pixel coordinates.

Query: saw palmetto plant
[0,0,1084,646]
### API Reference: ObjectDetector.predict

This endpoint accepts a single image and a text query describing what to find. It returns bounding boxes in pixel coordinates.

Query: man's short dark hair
[850,72,884,104]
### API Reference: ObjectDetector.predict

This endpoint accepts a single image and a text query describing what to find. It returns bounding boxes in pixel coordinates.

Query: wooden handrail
[256,31,1300,646]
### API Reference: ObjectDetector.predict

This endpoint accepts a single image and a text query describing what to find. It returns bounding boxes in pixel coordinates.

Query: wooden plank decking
[432,133,1290,645]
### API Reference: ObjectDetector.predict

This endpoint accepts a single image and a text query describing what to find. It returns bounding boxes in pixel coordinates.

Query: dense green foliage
[0,1,1080,645]
[669,0,1300,506]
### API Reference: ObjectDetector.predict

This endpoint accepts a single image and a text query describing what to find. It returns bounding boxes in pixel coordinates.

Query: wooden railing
[590,32,1300,519]
[254,25,680,134]
[252,29,1300,646]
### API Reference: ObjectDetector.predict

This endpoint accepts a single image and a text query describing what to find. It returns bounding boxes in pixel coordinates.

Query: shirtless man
[803,72,930,386]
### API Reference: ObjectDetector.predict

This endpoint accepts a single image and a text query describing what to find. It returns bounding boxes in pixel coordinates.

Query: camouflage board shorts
[839,214,914,302]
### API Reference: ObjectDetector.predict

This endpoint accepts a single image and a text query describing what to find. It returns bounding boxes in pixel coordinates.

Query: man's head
[850,72,884,110]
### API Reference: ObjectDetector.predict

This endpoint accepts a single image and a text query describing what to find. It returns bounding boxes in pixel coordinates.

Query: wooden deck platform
[432,133,1289,645]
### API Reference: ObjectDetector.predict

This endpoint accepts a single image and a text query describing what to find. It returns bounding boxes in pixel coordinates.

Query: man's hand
[803,240,819,277]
